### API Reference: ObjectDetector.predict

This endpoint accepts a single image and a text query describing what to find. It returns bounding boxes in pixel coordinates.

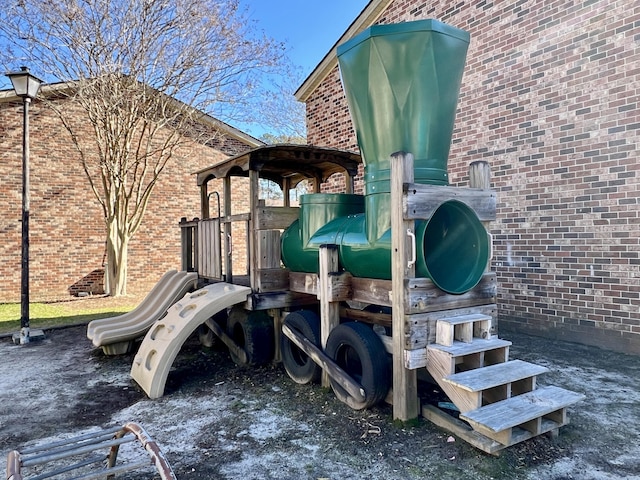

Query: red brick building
[0,84,261,302]
[296,0,639,354]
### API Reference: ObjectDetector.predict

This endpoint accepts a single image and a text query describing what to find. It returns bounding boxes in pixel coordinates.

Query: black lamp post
[6,66,43,345]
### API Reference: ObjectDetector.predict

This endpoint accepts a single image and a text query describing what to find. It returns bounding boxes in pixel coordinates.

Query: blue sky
[235,0,370,137]
[239,0,370,76]
[1,1,371,137]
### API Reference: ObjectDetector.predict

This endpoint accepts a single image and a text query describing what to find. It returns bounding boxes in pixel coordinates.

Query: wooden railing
[198,217,222,279]
[180,205,301,291]
[180,215,243,281]
[179,217,199,272]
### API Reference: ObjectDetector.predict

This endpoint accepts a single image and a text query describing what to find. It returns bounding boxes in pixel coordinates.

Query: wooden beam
[289,270,352,301]
[345,273,497,313]
[390,152,419,421]
[220,213,251,223]
[421,404,504,455]
[326,272,353,301]
[255,206,300,230]
[205,318,247,364]
[340,307,391,327]
[255,268,289,292]
[350,277,393,306]
[404,183,496,222]
[289,271,318,296]
[244,291,317,311]
[405,273,497,314]
[282,323,365,403]
[319,245,341,388]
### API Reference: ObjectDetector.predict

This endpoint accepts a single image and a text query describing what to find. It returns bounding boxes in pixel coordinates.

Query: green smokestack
[337,19,470,191]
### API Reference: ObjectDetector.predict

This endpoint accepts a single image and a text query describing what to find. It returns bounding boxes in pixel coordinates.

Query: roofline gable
[0,80,263,148]
[294,0,392,103]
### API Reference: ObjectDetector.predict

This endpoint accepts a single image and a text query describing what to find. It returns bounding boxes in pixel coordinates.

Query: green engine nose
[420,200,489,294]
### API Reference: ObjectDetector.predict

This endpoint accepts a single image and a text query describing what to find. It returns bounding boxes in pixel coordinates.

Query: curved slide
[130,283,251,399]
[87,270,198,355]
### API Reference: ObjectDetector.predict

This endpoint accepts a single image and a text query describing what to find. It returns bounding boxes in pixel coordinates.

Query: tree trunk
[105,219,129,297]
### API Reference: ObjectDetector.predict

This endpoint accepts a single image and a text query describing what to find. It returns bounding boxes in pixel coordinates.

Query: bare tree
[0,0,285,296]
[255,65,307,143]
[260,132,307,145]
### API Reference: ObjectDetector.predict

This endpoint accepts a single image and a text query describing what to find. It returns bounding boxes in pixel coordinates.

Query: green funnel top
[337,20,470,191]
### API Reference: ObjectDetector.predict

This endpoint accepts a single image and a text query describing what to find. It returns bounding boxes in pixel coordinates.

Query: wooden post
[223,177,233,282]
[469,161,493,274]
[469,161,491,190]
[345,173,354,194]
[283,177,291,207]
[200,184,209,220]
[179,218,191,272]
[319,245,341,388]
[390,152,419,421]
[249,170,260,290]
[269,308,284,363]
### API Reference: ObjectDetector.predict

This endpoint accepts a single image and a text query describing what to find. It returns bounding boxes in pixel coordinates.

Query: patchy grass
[0,297,140,335]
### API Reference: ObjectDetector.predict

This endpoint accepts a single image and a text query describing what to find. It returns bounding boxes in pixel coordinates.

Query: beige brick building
[0,86,260,301]
[296,0,640,354]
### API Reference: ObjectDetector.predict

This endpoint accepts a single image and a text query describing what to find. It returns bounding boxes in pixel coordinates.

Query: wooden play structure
[170,145,584,454]
[92,19,585,455]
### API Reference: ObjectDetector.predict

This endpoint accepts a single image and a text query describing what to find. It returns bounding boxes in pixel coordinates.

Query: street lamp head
[6,66,43,100]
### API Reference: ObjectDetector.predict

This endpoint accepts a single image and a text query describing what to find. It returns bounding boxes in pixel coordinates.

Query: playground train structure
[89,19,584,454]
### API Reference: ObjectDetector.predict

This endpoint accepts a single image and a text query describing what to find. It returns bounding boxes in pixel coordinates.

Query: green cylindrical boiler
[281,194,364,273]
[282,199,489,294]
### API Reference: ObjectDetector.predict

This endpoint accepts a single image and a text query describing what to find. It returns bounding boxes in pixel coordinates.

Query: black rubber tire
[198,324,216,348]
[227,307,274,366]
[281,310,322,385]
[325,322,391,410]
[198,310,227,349]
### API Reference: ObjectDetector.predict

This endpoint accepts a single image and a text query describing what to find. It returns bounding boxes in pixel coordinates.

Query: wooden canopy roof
[195,144,361,188]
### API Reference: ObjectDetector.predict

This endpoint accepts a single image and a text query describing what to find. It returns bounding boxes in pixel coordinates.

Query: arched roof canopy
[195,144,361,190]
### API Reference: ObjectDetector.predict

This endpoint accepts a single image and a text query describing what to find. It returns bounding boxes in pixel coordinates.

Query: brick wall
[304,0,640,354]
[0,96,252,301]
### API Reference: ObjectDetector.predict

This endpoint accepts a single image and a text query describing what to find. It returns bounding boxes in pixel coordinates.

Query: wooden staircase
[424,313,585,454]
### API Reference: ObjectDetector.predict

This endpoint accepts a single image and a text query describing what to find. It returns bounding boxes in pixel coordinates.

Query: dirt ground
[0,320,639,479]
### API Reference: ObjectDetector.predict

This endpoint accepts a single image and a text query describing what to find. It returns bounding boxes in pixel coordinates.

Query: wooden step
[428,338,511,358]
[437,313,492,326]
[436,314,492,346]
[459,385,586,446]
[428,338,511,376]
[441,359,548,408]
[443,359,548,392]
